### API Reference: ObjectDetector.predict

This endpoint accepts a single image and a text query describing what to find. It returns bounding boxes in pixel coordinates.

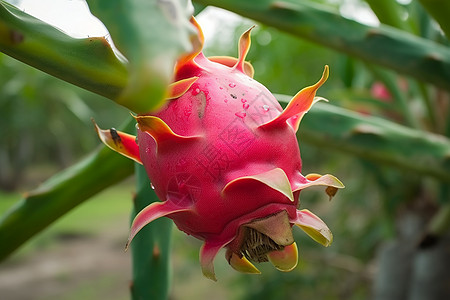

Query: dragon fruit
[94,18,344,281]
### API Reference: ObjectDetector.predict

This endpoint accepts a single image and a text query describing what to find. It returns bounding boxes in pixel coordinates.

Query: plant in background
[1,0,450,299]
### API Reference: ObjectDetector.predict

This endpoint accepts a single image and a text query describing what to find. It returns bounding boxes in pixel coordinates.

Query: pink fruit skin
[138,53,303,241]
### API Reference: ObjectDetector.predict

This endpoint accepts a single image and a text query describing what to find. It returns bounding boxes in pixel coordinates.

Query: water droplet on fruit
[262,105,270,112]
[235,112,246,119]
[150,183,155,190]
[229,83,236,88]
[241,98,247,103]
[243,103,250,110]
[192,88,201,95]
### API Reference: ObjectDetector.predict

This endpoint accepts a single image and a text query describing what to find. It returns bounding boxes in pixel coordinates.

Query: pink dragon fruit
[94,18,344,281]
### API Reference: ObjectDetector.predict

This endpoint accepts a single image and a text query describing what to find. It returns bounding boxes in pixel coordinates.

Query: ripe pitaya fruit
[94,18,344,281]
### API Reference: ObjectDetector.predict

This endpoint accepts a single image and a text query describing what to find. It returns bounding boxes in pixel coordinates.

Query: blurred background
[1,0,449,299]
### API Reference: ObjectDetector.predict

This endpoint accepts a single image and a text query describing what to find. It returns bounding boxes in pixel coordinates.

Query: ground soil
[0,225,131,300]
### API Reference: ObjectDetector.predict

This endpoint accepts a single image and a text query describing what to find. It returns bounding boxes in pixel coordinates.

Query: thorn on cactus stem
[425,53,443,63]
[270,1,298,11]
[153,244,161,260]
[9,29,24,44]
[366,28,382,38]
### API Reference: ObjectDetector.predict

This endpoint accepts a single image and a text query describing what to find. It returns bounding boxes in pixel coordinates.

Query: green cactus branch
[418,0,450,39]
[276,96,450,184]
[130,165,173,300]
[0,122,135,262]
[0,0,196,113]
[85,0,196,113]
[364,0,438,131]
[194,0,450,92]
[365,0,411,32]
[0,1,127,101]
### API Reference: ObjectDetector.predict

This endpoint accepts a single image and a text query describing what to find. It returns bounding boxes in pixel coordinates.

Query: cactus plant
[0,0,450,298]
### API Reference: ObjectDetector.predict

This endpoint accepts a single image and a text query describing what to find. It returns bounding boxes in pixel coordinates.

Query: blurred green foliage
[0,0,450,299]
[0,53,130,190]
